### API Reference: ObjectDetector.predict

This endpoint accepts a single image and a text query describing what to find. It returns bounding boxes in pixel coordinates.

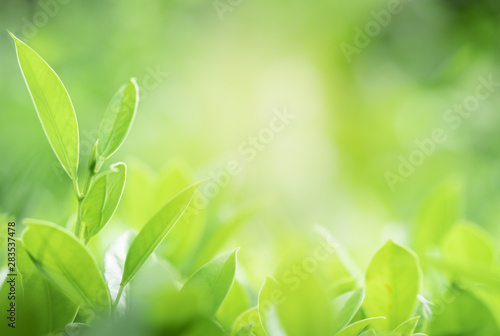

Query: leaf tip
[8,31,24,47]
[7,30,17,40]
[110,161,127,172]
[129,77,138,87]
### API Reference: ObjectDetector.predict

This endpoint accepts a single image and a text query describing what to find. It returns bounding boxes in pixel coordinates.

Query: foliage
[1,34,500,336]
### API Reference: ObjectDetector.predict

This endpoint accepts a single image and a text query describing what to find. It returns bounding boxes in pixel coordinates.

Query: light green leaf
[332,288,365,334]
[103,230,136,309]
[82,162,127,243]
[232,308,266,336]
[10,33,79,180]
[473,285,500,331]
[441,221,497,266]
[181,249,238,316]
[363,240,421,331]
[428,287,500,336]
[330,277,360,297]
[359,329,377,336]
[12,241,78,335]
[120,182,202,287]
[157,161,206,269]
[216,279,251,330]
[412,176,463,254]
[392,316,420,336]
[64,323,92,336]
[277,275,333,336]
[335,317,386,336]
[258,277,286,336]
[180,318,226,336]
[97,79,139,159]
[428,222,500,287]
[21,220,111,317]
[235,323,254,336]
[314,226,361,287]
[426,256,500,287]
[120,159,156,228]
[192,202,261,270]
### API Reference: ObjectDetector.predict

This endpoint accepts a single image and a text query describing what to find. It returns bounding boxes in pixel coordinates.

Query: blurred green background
[1,0,500,275]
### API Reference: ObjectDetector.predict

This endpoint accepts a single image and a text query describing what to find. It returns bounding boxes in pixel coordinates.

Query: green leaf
[363,240,421,331]
[314,226,361,287]
[412,176,463,254]
[258,277,286,336]
[441,221,497,266]
[180,318,226,336]
[216,279,251,330]
[21,220,111,317]
[428,222,500,287]
[81,162,127,243]
[426,256,500,287]
[120,159,156,228]
[10,33,79,180]
[392,316,420,336]
[120,182,202,287]
[10,241,78,335]
[156,161,206,269]
[335,317,386,336]
[276,275,334,336]
[64,323,92,336]
[97,79,139,159]
[192,202,261,270]
[474,285,500,331]
[428,287,500,336]
[235,323,254,336]
[232,308,266,336]
[332,288,365,334]
[181,249,238,316]
[103,230,136,310]
[359,329,377,336]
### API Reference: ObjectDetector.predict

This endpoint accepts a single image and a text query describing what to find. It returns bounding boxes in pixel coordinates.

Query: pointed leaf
[428,288,500,336]
[10,33,79,180]
[412,177,463,254]
[64,323,92,336]
[235,323,254,336]
[121,182,202,286]
[441,221,497,266]
[103,230,136,309]
[11,241,78,335]
[82,162,127,243]
[21,220,111,317]
[232,308,266,336]
[216,279,251,330]
[97,79,139,159]
[392,317,420,336]
[258,277,286,336]
[364,240,421,331]
[335,317,386,336]
[332,288,365,334]
[181,249,238,316]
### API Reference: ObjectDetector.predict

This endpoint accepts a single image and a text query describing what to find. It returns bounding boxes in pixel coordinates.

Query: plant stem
[112,285,125,313]
[73,197,84,237]
[73,159,100,240]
